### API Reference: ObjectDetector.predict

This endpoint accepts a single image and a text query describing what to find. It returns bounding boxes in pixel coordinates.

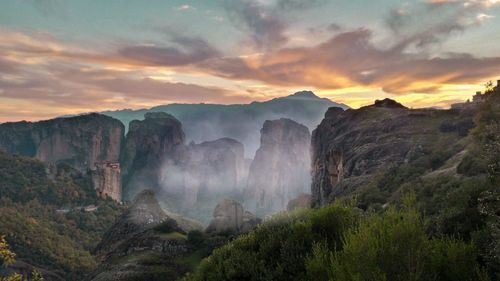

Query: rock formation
[121,112,187,199]
[92,161,122,202]
[95,189,170,259]
[102,90,349,158]
[245,118,311,216]
[184,138,246,201]
[206,199,261,233]
[0,261,64,281]
[92,190,191,281]
[311,99,475,207]
[0,113,124,172]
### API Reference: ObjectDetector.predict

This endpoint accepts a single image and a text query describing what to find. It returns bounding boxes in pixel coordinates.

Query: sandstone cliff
[311,98,475,206]
[0,113,124,172]
[245,118,311,216]
[161,137,248,223]
[183,138,246,203]
[92,161,122,202]
[121,112,187,199]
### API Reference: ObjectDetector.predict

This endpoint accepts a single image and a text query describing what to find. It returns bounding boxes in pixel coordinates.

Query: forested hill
[0,151,125,280]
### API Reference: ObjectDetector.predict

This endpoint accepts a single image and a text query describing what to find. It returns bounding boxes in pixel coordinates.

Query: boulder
[206,199,261,233]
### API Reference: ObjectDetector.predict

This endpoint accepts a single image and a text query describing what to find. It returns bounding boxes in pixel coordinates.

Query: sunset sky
[1,0,500,122]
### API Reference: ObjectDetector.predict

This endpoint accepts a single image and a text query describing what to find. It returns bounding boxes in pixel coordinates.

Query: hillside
[0,151,126,280]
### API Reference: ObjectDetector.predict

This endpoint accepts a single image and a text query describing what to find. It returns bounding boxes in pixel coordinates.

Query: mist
[153,118,312,222]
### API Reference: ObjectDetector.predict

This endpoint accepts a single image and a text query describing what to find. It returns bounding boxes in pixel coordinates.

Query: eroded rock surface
[245,118,311,215]
[0,113,124,172]
[121,112,187,199]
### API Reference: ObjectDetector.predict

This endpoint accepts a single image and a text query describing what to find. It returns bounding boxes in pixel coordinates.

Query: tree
[0,235,44,281]
[0,235,22,281]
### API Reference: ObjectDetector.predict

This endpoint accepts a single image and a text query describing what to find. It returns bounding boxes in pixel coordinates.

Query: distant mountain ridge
[100,91,348,157]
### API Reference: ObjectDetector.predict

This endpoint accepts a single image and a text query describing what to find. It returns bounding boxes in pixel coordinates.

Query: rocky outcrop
[95,189,170,260]
[180,138,246,205]
[92,161,122,202]
[0,261,64,281]
[245,118,311,216]
[311,99,475,207]
[102,91,349,158]
[92,190,191,281]
[286,193,312,212]
[121,112,187,199]
[0,113,124,172]
[206,199,261,233]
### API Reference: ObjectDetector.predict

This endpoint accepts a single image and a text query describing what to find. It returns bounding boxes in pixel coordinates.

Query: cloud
[117,37,218,67]
[1,0,500,123]
[191,28,500,94]
[0,30,254,121]
[24,0,67,17]
[220,0,326,50]
[176,4,195,11]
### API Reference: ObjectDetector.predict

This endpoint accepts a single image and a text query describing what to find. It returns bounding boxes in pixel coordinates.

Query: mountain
[311,98,475,206]
[101,91,348,157]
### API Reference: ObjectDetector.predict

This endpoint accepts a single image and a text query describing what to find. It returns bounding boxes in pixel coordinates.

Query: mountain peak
[373,98,407,109]
[289,91,319,99]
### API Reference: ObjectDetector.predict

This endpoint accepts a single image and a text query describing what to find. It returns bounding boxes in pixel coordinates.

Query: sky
[0,0,499,122]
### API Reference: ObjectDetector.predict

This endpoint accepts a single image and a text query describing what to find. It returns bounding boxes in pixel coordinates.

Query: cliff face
[159,137,247,222]
[102,91,348,158]
[92,161,122,202]
[311,99,475,206]
[183,138,246,202]
[0,113,124,172]
[245,118,311,215]
[121,112,187,199]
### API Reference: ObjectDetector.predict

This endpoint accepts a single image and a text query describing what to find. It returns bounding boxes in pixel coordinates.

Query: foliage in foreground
[0,235,43,281]
[185,193,492,281]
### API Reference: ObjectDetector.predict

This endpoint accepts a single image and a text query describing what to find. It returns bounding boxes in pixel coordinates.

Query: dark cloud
[117,34,219,66]
[221,0,287,49]
[24,0,67,17]
[385,1,490,49]
[276,0,326,11]
[327,23,342,32]
[221,0,327,50]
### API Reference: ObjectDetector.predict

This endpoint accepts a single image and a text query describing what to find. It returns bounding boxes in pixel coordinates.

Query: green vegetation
[0,151,125,280]
[1,236,43,281]
[185,200,359,281]
[185,194,492,281]
[159,232,188,239]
